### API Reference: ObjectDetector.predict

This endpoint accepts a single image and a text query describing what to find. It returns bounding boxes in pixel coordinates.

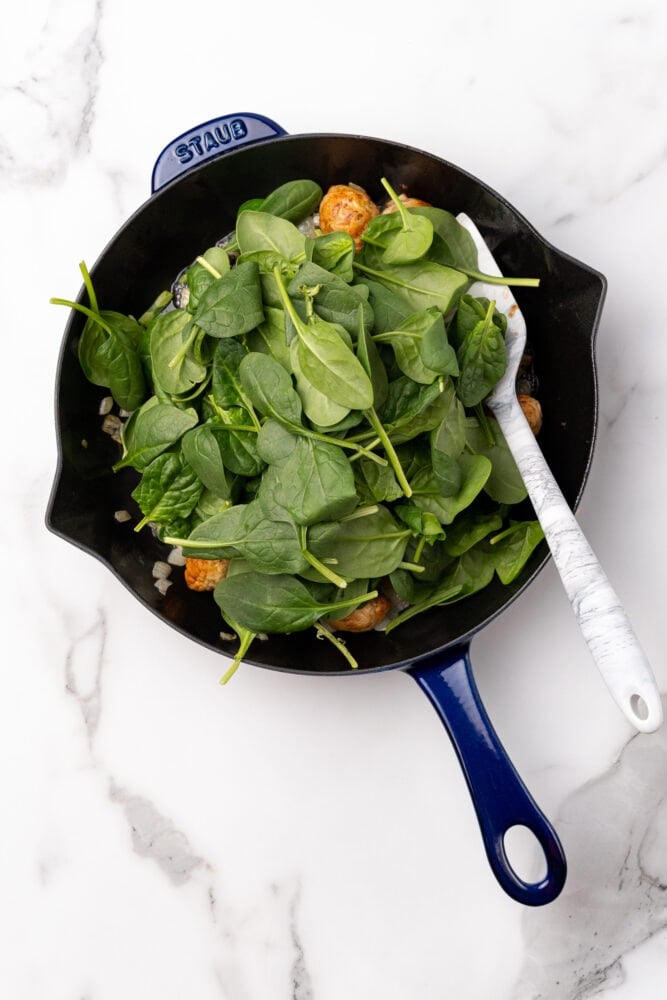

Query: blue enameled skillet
[47,113,606,906]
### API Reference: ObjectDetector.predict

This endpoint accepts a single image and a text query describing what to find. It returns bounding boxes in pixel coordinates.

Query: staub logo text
[174,119,249,163]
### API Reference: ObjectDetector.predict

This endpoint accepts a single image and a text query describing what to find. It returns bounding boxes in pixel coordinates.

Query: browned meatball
[518,394,543,435]
[318,183,379,249]
[326,593,392,633]
[381,193,431,213]
[184,557,230,592]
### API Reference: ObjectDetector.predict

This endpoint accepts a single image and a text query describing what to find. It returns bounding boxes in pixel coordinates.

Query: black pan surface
[47,132,605,676]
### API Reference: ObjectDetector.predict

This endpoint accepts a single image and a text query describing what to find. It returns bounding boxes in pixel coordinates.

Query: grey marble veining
[3,0,666,997]
[513,703,667,999]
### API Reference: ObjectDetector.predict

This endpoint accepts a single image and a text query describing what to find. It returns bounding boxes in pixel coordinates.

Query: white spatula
[457,213,662,734]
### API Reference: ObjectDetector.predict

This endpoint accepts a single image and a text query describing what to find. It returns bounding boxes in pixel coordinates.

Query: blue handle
[408,645,566,906]
[151,112,287,193]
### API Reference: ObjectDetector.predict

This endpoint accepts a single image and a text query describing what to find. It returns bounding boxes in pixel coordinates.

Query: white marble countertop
[3,1,666,997]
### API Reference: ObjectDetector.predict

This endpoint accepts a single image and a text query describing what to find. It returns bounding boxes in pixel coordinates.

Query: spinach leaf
[259,179,323,223]
[236,210,305,261]
[169,503,247,559]
[410,207,479,272]
[354,257,468,316]
[246,306,292,371]
[395,505,446,544]
[181,423,230,498]
[358,277,413,332]
[305,231,356,282]
[418,309,459,376]
[260,434,358,526]
[211,409,265,477]
[465,415,527,504]
[256,419,298,464]
[453,294,507,350]
[177,500,307,575]
[356,319,389,411]
[456,299,507,407]
[288,261,374,336]
[290,338,350,427]
[185,247,230,309]
[378,177,434,265]
[294,313,374,411]
[191,260,264,338]
[378,376,446,440]
[443,511,504,557]
[309,506,411,579]
[149,309,207,397]
[411,453,492,524]
[211,338,252,409]
[75,308,144,404]
[114,398,199,471]
[95,320,147,412]
[354,458,404,504]
[131,452,203,532]
[239,351,303,424]
[374,314,443,385]
[213,572,379,634]
[491,521,545,583]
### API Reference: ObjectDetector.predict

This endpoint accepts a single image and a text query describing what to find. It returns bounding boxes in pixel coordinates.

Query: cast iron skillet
[47,113,606,906]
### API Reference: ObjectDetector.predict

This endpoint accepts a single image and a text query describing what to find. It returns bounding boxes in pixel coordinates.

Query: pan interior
[47,134,604,675]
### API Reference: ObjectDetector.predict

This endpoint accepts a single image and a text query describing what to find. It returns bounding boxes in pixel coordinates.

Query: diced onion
[152,561,172,579]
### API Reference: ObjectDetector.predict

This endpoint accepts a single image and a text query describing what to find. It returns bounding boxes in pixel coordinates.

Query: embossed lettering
[214,125,232,145]
[174,118,250,166]
[175,143,194,164]
[230,118,248,140]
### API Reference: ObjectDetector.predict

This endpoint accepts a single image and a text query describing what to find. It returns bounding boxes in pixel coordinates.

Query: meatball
[184,557,230,592]
[518,394,543,435]
[326,593,392,633]
[381,193,431,213]
[318,183,379,249]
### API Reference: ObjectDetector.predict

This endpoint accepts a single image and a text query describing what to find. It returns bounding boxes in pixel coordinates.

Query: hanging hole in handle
[630,693,649,722]
[503,825,548,885]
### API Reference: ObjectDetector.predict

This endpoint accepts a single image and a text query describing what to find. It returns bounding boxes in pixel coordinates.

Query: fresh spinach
[55,175,544,675]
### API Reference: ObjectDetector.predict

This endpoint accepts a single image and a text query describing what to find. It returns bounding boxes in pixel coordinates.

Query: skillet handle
[151,112,287,193]
[408,644,566,906]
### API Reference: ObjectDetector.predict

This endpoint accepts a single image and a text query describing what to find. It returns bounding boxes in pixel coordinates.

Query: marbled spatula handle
[456,212,662,734]
[492,395,662,733]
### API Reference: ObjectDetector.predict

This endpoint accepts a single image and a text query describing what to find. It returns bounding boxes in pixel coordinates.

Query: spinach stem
[273,264,304,330]
[168,323,200,370]
[372,331,422,343]
[219,616,255,684]
[413,535,427,563]
[315,624,359,669]
[398,560,426,573]
[49,297,113,333]
[352,261,450,303]
[380,177,408,228]
[341,505,379,521]
[299,527,348,588]
[474,401,497,449]
[489,523,523,545]
[78,261,99,313]
[364,408,412,497]
[196,256,222,279]
[353,260,539,290]
[458,267,540,288]
[138,289,172,326]
[207,394,262,434]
